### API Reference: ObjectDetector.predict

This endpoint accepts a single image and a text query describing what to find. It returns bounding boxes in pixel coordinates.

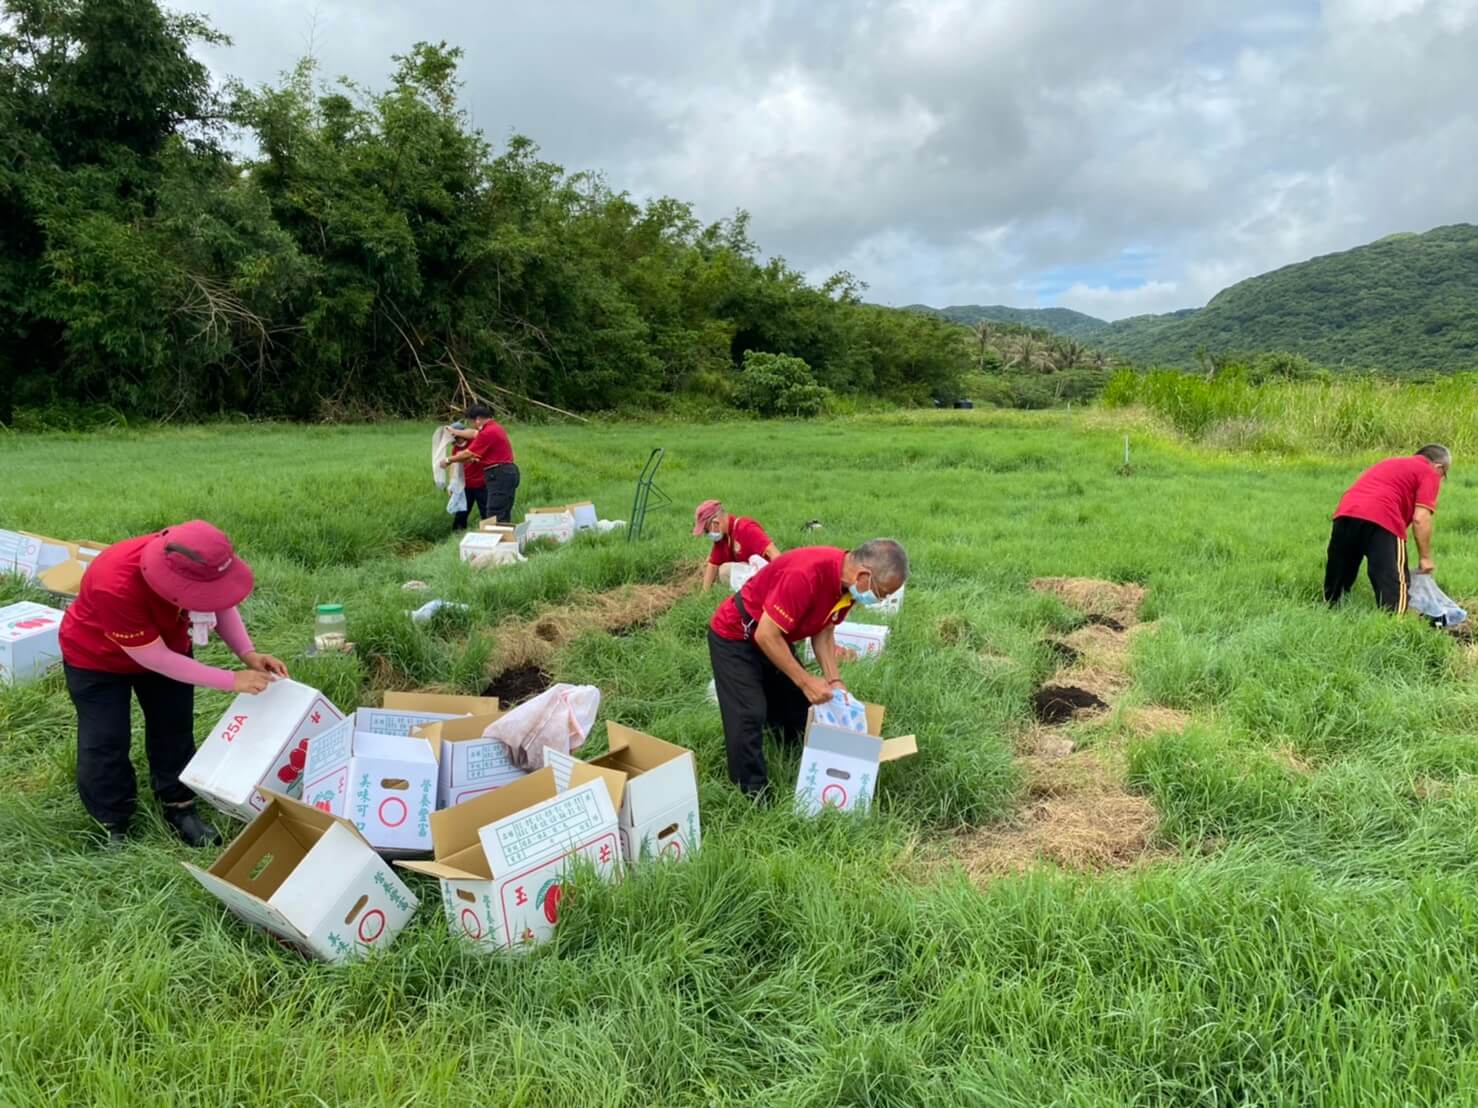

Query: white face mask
[188,610,217,647]
[707,531,724,543]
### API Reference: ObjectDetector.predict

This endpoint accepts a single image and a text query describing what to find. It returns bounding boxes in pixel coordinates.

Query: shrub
[733,351,830,417]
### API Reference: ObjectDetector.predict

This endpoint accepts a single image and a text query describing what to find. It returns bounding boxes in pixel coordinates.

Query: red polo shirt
[60,533,191,673]
[1334,456,1442,539]
[464,420,515,490]
[711,546,854,644]
[708,516,774,567]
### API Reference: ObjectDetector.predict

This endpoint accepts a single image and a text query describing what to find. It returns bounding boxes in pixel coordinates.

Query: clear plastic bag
[811,690,868,733]
[1409,573,1467,628]
[483,684,602,770]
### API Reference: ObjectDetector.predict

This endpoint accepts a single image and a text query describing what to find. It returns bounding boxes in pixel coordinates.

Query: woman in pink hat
[694,500,781,590]
[58,521,287,848]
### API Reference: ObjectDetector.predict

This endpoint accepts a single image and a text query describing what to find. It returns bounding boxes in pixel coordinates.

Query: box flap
[350,731,437,764]
[427,769,559,858]
[805,724,884,762]
[862,702,886,735]
[395,857,487,882]
[413,712,508,742]
[184,862,304,941]
[383,691,501,715]
[601,722,691,771]
[37,560,87,596]
[878,735,918,762]
[567,759,625,811]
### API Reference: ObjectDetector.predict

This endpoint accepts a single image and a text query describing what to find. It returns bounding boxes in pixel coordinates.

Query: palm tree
[973,321,996,372]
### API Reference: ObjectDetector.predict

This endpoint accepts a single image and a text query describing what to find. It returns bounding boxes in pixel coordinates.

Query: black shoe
[164,807,222,848]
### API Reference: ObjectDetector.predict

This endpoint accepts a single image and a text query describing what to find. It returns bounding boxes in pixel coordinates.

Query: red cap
[693,500,723,536]
[139,521,254,611]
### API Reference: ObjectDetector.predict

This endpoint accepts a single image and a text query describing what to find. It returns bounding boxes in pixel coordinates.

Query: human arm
[440,448,476,467]
[215,607,288,677]
[754,614,832,704]
[809,623,845,690]
[762,543,781,561]
[1413,506,1435,574]
[702,564,720,590]
[123,639,269,693]
[446,426,477,442]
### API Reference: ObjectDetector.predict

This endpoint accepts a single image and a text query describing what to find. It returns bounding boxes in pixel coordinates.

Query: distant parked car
[953,399,974,410]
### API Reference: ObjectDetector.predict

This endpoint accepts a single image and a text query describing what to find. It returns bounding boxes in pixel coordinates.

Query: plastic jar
[313,603,347,653]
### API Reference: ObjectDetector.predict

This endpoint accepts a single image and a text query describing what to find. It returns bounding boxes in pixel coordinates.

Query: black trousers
[708,629,810,797]
[1324,516,1408,612]
[64,663,198,828]
[452,464,520,530]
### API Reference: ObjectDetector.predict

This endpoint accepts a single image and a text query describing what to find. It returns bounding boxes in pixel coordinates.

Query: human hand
[439,458,451,469]
[1418,557,1436,575]
[243,651,288,678]
[800,674,834,705]
[233,669,272,694]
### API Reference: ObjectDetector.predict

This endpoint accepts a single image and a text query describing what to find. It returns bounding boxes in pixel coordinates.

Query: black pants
[708,629,810,797]
[452,464,520,530]
[1324,516,1408,612]
[64,663,198,828]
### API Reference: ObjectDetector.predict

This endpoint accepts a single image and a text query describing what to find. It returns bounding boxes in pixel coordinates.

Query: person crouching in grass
[1325,444,1451,613]
[707,538,908,799]
[59,521,287,848]
[694,499,781,590]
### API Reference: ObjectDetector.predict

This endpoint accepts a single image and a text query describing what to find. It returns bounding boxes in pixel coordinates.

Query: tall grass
[1104,368,1478,455]
[4,415,1478,1103]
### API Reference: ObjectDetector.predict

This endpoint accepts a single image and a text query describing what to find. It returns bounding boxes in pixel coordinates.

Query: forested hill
[903,304,1111,341]
[915,224,1478,370]
[1,0,967,423]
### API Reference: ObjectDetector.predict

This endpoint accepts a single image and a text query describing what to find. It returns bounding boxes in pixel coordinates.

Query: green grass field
[4,411,1478,1105]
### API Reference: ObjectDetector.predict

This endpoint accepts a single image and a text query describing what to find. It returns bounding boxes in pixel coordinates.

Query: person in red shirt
[441,404,521,530]
[59,521,287,848]
[1325,444,1451,612]
[693,499,781,590]
[708,538,908,798]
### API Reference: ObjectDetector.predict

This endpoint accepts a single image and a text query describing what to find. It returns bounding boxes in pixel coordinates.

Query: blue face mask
[849,583,881,606]
[707,531,724,543]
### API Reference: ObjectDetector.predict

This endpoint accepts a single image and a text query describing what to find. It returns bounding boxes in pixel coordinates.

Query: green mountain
[904,304,1112,341]
[917,224,1478,370]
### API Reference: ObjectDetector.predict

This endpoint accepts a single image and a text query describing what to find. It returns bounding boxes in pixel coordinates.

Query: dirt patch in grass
[493,579,696,671]
[1032,576,1146,628]
[1032,685,1109,724]
[483,663,551,705]
[954,577,1167,877]
[1269,745,1314,776]
[1119,705,1192,737]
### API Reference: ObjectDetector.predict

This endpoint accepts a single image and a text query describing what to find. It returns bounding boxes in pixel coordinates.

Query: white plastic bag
[1409,573,1467,628]
[483,683,602,770]
[812,690,868,734]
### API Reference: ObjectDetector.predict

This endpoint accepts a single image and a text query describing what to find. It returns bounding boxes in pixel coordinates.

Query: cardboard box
[548,723,701,863]
[795,700,917,816]
[566,501,599,532]
[182,679,344,821]
[477,522,518,543]
[397,765,622,952]
[413,712,528,808]
[521,508,577,547]
[459,532,506,563]
[802,621,890,664]
[300,716,439,855]
[0,530,109,600]
[184,795,418,964]
[0,601,64,686]
[354,692,500,737]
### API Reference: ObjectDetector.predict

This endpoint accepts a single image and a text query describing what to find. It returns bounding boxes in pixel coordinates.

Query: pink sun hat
[693,499,723,536]
[139,521,255,611]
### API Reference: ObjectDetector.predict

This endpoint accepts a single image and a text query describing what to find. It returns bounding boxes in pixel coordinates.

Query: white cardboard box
[0,602,64,686]
[182,679,344,821]
[353,691,501,737]
[397,765,622,952]
[413,712,528,808]
[477,522,518,543]
[802,621,891,664]
[521,508,577,548]
[0,531,44,580]
[548,723,701,864]
[301,716,439,855]
[184,795,418,964]
[794,700,917,816]
[459,532,506,563]
[566,501,599,532]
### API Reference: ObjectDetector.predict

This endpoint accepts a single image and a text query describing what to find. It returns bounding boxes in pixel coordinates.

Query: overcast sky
[188,0,1478,320]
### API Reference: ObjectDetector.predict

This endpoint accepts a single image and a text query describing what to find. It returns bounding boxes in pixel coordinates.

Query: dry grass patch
[492,579,696,671]
[1032,576,1147,627]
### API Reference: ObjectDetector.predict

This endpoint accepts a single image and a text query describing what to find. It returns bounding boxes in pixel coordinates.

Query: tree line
[0,0,971,424]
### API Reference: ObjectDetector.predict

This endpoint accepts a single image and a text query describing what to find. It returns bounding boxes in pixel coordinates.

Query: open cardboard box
[518,507,577,548]
[0,529,110,601]
[184,794,418,963]
[795,700,916,815]
[355,691,501,736]
[0,601,64,686]
[413,711,527,808]
[548,723,701,864]
[301,715,439,855]
[182,679,345,821]
[476,522,518,543]
[397,765,621,951]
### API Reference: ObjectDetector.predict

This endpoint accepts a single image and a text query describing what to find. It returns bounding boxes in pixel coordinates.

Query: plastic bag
[482,683,602,771]
[1409,573,1467,628]
[811,689,868,733]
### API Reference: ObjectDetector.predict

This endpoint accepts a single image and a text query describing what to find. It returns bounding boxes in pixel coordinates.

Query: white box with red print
[0,601,64,686]
[183,794,418,964]
[182,678,344,822]
[300,712,440,857]
[397,765,621,952]
[795,700,917,816]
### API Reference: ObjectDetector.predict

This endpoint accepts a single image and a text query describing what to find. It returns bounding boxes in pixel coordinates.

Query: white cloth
[482,684,601,771]
[432,426,466,513]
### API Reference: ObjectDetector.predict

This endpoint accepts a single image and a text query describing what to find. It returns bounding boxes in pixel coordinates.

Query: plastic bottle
[313,603,347,653]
